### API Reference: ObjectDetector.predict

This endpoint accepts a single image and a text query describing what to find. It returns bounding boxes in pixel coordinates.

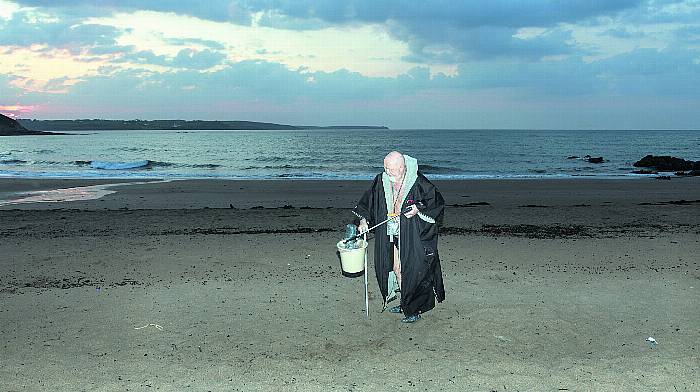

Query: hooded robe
[352,155,445,316]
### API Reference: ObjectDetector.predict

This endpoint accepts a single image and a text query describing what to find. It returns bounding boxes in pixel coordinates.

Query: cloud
[116,48,226,69]
[239,0,644,27]
[171,48,227,69]
[6,1,697,65]
[12,1,251,23]
[399,25,578,63]
[13,0,656,27]
[21,45,699,110]
[0,74,23,99]
[21,61,419,115]
[590,47,700,96]
[163,37,226,50]
[237,0,647,61]
[4,55,699,129]
[0,7,122,54]
[599,27,646,39]
[9,0,656,62]
[616,0,700,24]
[673,24,700,43]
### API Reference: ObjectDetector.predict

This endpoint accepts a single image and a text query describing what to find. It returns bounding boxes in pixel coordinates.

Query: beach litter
[646,337,658,347]
[494,334,510,342]
[343,224,360,249]
[134,323,163,331]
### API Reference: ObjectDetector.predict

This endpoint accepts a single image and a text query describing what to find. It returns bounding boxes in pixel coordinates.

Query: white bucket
[337,239,368,275]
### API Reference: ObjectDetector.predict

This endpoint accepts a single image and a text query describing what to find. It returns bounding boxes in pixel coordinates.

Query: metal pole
[343,214,399,244]
[363,233,369,319]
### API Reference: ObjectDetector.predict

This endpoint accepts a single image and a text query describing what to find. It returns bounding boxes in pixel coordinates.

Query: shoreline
[2,176,699,208]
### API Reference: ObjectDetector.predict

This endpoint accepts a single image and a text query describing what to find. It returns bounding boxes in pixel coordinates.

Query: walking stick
[363,232,369,319]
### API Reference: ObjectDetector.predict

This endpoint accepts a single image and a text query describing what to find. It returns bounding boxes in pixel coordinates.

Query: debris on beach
[493,334,510,342]
[134,323,163,331]
[646,336,658,346]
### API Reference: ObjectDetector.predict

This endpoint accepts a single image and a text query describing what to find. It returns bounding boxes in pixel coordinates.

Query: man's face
[384,159,405,183]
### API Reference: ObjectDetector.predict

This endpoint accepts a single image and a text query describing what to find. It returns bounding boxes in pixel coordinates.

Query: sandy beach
[1,178,698,391]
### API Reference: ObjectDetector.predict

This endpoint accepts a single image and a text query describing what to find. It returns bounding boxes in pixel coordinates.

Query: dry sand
[1,178,698,391]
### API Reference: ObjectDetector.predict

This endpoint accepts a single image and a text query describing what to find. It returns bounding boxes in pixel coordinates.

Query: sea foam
[90,160,151,170]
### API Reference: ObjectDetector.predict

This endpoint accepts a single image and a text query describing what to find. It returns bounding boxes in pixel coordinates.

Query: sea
[1,129,698,180]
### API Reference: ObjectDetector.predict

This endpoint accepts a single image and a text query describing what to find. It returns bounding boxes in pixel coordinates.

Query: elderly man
[353,151,445,323]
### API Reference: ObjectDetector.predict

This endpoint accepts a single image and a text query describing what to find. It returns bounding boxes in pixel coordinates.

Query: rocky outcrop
[584,155,604,163]
[0,113,47,136]
[633,155,700,172]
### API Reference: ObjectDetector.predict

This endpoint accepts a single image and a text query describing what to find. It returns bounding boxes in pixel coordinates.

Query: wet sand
[1,178,699,391]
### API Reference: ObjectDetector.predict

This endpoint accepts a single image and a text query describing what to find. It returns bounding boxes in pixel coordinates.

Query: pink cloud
[0,105,38,118]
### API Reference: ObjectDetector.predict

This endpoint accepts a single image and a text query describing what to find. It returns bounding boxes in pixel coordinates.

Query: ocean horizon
[1,128,699,180]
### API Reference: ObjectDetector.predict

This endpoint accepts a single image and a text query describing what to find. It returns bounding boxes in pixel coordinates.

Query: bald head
[383,151,406,183]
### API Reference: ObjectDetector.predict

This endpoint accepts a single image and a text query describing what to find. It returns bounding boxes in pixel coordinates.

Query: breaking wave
[72,160,220,170]
[89,160,153,170]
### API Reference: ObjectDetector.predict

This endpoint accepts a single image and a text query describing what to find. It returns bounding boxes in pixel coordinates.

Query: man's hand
[404,204,419,218]
[358,219,369,234]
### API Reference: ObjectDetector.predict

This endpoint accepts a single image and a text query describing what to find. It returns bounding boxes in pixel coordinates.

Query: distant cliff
[18,119,389,132]
[0,113,44,136]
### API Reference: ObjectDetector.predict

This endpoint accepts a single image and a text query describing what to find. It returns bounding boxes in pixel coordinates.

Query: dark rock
[0,113,32,135]
[1,113,59,136]
[633,155,699,172]
[586,156,604,164]
[666,200,700,205]
[567,156,579,159]
[638,199,700,205]
[690,170,700,176]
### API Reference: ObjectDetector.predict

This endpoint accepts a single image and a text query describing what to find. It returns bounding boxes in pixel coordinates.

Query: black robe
[353,172,445,316]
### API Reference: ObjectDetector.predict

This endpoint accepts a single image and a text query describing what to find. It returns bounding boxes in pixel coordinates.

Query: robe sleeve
[415,173,444,226]
[352,174,381,226]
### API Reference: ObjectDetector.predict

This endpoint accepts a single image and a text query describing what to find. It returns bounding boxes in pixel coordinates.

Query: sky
[0,0,699,129]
